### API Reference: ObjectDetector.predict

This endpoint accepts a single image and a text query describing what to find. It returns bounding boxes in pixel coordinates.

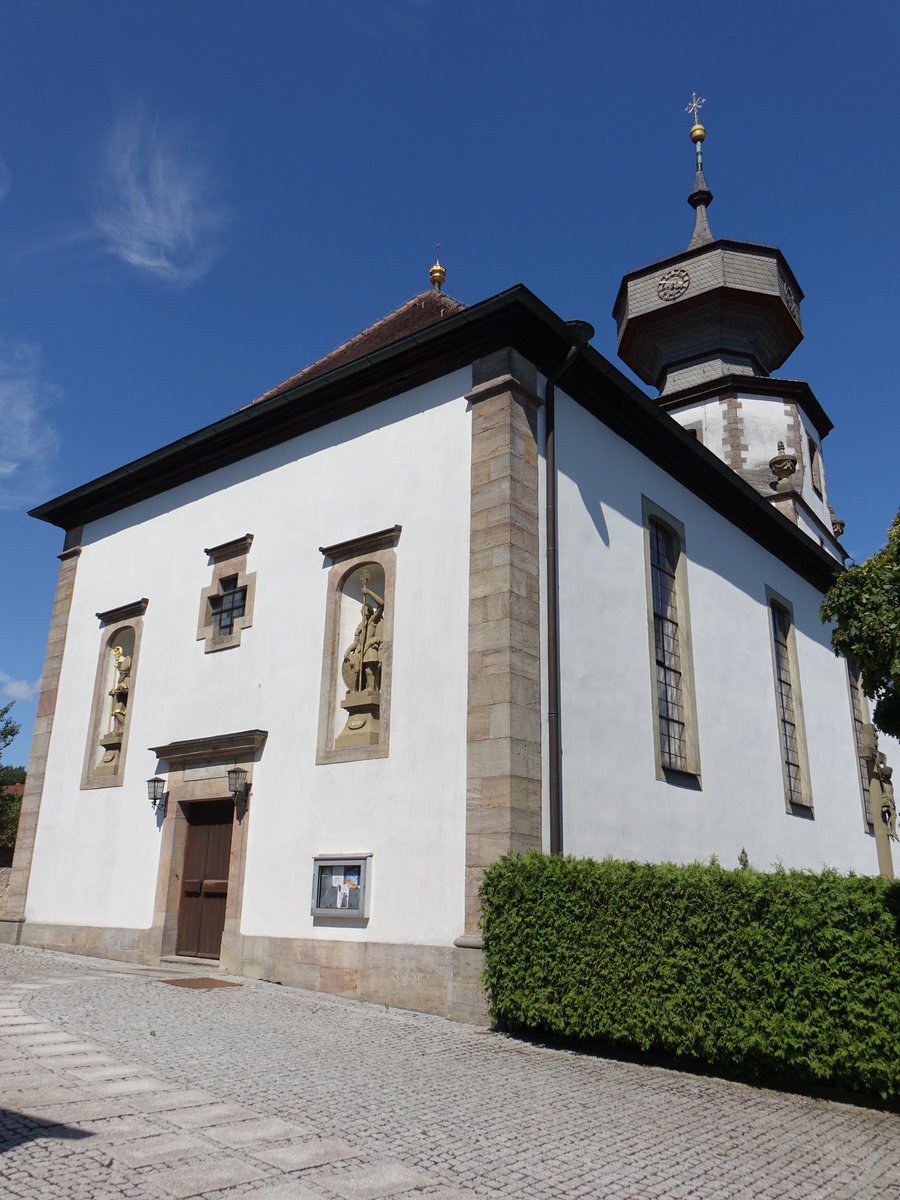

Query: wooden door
[176,800,234,959]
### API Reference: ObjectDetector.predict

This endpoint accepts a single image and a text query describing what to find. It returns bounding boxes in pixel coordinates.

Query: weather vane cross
[685,92,706,124]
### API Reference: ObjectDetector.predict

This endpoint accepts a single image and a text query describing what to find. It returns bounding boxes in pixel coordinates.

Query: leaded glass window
[210,576,247,637]
[650,519,686,771]
[771,602,803,805]
[808,436,823,496]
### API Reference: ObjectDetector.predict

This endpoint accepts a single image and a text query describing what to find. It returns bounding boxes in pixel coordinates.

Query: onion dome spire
[685,92,714,249]
[429,244,446,292]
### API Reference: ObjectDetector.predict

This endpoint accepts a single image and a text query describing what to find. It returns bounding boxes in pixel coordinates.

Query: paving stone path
[1,943,899,1198]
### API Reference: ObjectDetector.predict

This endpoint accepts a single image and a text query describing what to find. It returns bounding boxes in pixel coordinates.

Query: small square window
[210,576,247,637]
[311,855,371,919]
[197,535,255,653]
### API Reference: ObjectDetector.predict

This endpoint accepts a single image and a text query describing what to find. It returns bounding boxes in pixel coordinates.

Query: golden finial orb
[690,122,706,144]
[429,244,446,292]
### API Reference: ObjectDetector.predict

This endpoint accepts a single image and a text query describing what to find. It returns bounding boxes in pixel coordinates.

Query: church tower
[612,97,845,558]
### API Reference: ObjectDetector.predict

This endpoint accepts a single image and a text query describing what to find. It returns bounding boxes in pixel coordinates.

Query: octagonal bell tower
[612,98,845,558]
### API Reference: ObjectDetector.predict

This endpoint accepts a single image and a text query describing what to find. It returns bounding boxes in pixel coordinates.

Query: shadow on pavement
[0,1107,93,1152]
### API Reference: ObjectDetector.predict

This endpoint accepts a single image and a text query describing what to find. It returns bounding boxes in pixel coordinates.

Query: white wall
[667,399,726,456]
[555,390,880,876]
[26,370,474,946]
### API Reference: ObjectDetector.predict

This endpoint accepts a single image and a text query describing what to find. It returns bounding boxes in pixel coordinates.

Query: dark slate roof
[249,288,465,407]
[687,166,714,249]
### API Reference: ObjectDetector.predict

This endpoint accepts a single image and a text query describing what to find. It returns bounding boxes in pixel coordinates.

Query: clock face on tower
[780,278,799,321]
[657,267,691,302]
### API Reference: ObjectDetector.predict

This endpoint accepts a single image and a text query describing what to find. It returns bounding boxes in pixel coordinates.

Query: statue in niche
[96,643,132,775]
[880,763,897,842]
[859,723,898,843]
[336,570,385,748]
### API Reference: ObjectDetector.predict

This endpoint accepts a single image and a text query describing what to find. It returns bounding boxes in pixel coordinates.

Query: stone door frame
[149,730,266,958]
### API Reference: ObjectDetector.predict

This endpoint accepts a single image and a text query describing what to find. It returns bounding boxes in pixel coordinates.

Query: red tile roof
[248,288,465,407]
[3,783,24,798]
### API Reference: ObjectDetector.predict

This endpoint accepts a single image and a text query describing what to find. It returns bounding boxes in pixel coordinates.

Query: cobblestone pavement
[1,945,899,1199]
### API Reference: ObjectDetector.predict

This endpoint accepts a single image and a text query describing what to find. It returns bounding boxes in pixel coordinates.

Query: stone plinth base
[336,689,381,748]
[0,916,24,944]
[221,932,487,1024]
[1,920,489,1025]
[15,921,162,963]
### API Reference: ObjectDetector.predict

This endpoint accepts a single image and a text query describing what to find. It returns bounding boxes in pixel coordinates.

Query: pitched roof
[249,288,465,407]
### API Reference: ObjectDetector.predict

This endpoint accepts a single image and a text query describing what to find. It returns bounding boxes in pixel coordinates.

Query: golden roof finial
[429,243,446,292]
[686,91,710,171]
[685,91,707,161]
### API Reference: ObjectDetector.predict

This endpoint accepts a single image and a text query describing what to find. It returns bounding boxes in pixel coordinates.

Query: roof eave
[658,373,834,440]
[30,282,841,593]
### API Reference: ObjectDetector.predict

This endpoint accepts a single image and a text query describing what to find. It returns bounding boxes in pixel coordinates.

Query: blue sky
[2,2,898,766]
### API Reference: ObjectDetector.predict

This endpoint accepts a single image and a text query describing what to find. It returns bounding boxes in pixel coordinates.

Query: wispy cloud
[0,670,41,703]
[338,0,433,44]
[0,156,11,205]
[0,341,60,511]
[93,110,228,288]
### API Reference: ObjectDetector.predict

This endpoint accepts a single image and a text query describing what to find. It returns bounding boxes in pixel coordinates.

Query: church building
[3,113,896,1022]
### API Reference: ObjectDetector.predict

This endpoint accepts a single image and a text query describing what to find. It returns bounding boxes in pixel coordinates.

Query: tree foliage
[0,701,22,849]
[820,510,900,737]
[0,701,17,759]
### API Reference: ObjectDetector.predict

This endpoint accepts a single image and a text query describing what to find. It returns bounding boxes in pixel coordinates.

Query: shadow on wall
[79,369,474,547]
[559,392,835,648]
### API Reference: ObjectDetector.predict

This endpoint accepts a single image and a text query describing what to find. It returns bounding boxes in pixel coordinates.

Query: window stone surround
[197,534,256,653]
[641,496,702,785]
[79,598,149,791]
[315,532,399,766]
[765,585,814,815]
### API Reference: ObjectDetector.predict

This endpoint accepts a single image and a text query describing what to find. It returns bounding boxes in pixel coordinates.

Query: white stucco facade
[25,371,474,949]
[554,390,881,877]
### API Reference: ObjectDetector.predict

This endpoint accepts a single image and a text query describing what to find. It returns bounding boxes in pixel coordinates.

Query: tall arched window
[765,587,812,813]
[642,498,701,782]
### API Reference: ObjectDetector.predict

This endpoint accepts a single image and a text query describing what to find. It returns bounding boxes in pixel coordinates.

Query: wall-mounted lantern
[147,777,167,817]
[228,766,249,818]
[227,766,247,799]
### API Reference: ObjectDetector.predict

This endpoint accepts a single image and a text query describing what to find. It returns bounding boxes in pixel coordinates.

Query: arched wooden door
[176,800,234,959]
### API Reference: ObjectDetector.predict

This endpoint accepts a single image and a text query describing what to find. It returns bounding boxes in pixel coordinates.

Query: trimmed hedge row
[480,852,900,1100]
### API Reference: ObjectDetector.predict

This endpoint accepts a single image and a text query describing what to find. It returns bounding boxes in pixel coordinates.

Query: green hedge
[480,852,900,1100]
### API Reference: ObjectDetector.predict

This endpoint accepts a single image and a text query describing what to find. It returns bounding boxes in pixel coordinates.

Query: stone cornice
[149,729,268,766]
[204,533,254,562]
[319,525,402,561]
[96,598,149,625]
[465,373,542,409]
